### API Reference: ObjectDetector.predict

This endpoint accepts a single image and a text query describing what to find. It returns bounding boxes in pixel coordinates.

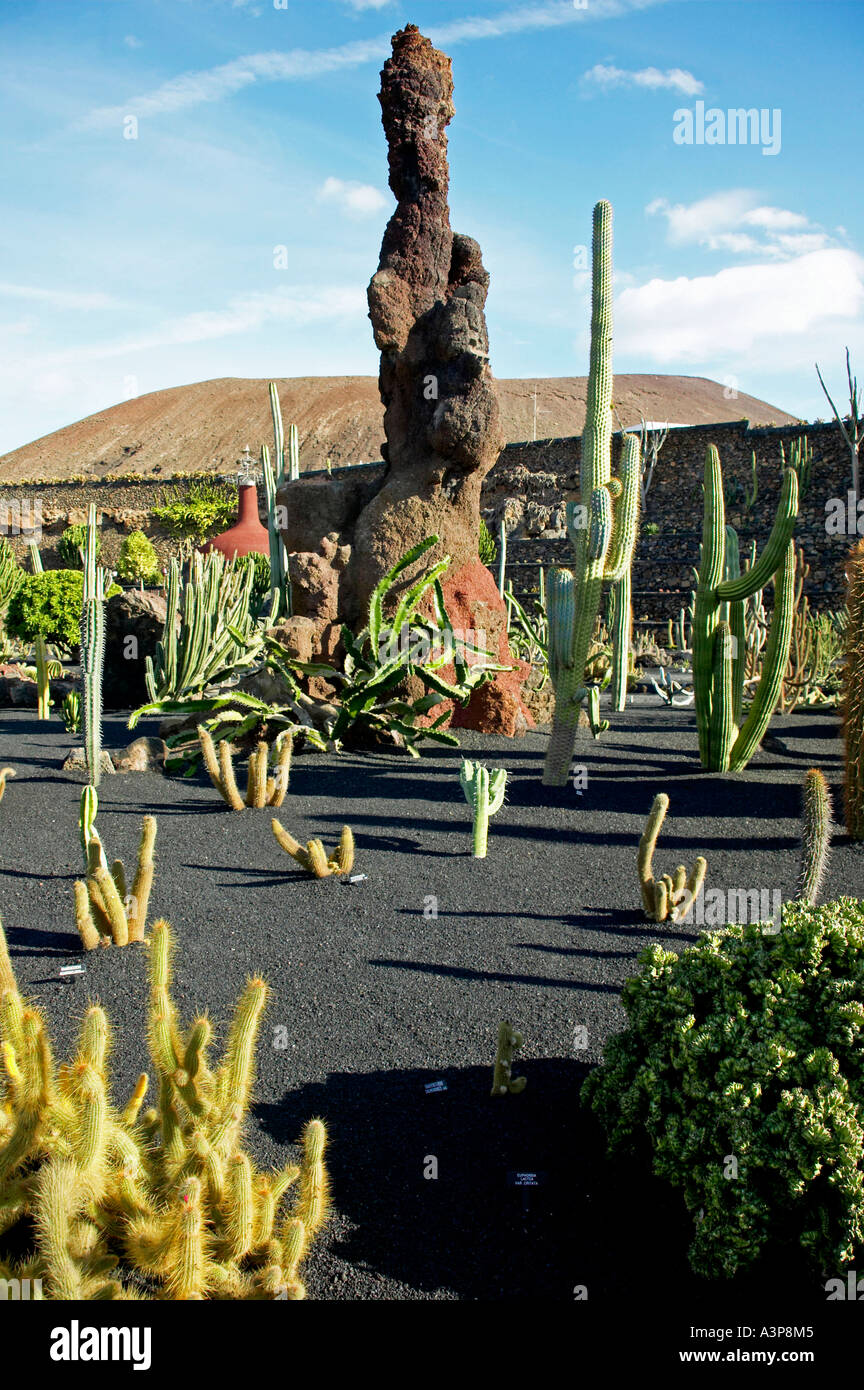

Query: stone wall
[0,419,855,621]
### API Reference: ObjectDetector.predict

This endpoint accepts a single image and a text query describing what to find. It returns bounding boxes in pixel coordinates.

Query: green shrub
[478,518,497,566]
[152,479,237,548]
[7,571,120,651]
[116,530,161,584]
[583,898,864,1279]
[57,524,99,569]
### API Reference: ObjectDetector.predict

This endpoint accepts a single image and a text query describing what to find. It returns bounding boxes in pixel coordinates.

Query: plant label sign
[425,1080,447,1094]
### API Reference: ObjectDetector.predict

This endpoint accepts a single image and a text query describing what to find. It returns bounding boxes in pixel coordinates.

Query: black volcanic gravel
[0,704,861,1307]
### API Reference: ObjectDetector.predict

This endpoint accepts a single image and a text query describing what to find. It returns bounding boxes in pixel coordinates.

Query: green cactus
[843,539,864,838]
[638,793,707,923]
[608,567,631,713]
[798,768,832,906]
[0,917,329,1299]
[78,785,99,869]
[261,443,290,619]
[543,202,640,786]
[459,759,507,858]
[490,1021,526,1096]
[80,505,109,787]
[692,444,799,771]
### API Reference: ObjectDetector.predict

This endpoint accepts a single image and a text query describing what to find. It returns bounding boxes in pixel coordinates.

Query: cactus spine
[0,918,328,1299]
[80,505,108,787]
[692,445,799,771]
[638,793,707,923]
[459,760,507,858]
[798,768,832,905]
[490,1022,526,1096]
[843,539,864,837]
[271,820,355,878]
[543,201,639,785]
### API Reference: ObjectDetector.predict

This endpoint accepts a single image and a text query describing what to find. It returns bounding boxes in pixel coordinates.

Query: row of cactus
[262,382,298,619]
[0,917,328,1299]
[459,760,507,858]
[80,504,110,787]
[692,444,799,771]
[638,793,707,923]
[271,820,355,878]
[75,789,157,949]
[145,551,268,702]
[543,201,640,785]
[198,726,293,810]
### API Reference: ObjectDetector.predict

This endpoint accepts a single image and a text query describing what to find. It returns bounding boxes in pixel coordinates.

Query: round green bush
[57,524,99,569]
[116,531,161,584]
[583,898,864,1279]
[7,571,120,651]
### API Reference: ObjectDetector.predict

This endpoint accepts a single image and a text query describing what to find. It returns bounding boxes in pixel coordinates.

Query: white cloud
[123,35,143,49]
[0,282,121,311]
[340,0,394,9]
[583,63,703,96]
[616,249,864,370]
[646,191,830,259]
[84,0,670,125]
[317,177,388,219]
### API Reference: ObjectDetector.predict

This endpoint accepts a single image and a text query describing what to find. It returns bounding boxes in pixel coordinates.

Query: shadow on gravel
[258,1060,823,1305]
[4,923,79,958]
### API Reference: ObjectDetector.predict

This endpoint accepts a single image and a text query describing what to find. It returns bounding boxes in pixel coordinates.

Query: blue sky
[0,0,862,454]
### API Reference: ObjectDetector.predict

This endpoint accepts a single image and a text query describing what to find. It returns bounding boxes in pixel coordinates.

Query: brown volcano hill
[0,375,799,483]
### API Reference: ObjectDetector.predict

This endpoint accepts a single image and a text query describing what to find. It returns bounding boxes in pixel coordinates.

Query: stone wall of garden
[0,418,857,622]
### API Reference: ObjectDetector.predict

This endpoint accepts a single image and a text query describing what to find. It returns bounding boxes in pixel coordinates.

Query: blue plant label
[425,1080,447,1094]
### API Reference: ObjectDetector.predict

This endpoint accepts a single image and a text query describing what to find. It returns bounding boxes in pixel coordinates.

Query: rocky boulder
[103,589,168,710]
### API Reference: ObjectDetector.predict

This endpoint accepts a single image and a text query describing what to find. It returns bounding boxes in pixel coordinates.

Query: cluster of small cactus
[638,793,707,923]
[459,759,507,858]
[198,726,293,811]
[692,444,798,771]
[543,201,640,785]
[844,538,864,838]
[75,789,157,949]
[490,1022,526,1096]
[0,918,329,1299]
[271,820,355,878]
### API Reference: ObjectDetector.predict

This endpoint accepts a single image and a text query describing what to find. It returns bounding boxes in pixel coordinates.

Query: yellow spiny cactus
[198,727,293,811]
[271,820,354,878]
[0,918,329,1299]
[0,767,15,803]
[75,815,157,949]
[638,793,707,923]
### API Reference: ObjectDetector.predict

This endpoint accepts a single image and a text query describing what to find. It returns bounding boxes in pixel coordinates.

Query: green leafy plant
[58,524,99,569]
[7,571,88,652]
[116,531,161,586]
[478,518,497,566]
[583,897,864,1279]
[151,479,237,549]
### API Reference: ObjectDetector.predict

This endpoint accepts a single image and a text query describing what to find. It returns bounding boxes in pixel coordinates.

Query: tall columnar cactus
[543,201,640,785]
[497,519,507,598]
[261,443,290,618]
[0,918,329,1299]
[80,505,108,787]
[638,793,707,923]
[692,445,799,772]
[27,542,52,721]
[797,768,832,905]
[843,538,864,837]
[609,567,632,713]
[459,760,507,858]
